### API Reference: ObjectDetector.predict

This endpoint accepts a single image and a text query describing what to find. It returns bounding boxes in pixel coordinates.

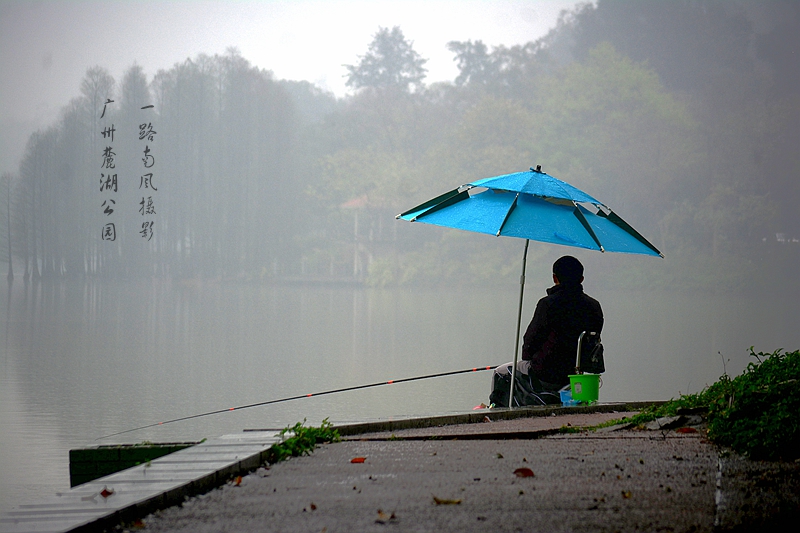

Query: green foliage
[264,419,340,465]
[447,96,537,177]
[391,230,529,287]
[621,349,800,461]
[533,43,703,226]
[345,26,428,92]
[447,39,553,96]
[0,172,11,266]
[447,40,494,87]
[9,7,800,286]
[708,349,800,461]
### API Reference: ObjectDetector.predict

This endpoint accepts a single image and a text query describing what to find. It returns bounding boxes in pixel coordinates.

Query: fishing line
[96,365,498,440]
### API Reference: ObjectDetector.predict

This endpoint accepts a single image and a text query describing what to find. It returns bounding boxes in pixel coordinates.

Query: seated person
[490,255,604,406]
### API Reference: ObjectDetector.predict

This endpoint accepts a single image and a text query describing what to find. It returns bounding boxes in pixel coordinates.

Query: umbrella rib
[396,187,463,220]
[598,210,664,257]
[572,203,605,252]
[407,189,472,221]
[495,193,519,236]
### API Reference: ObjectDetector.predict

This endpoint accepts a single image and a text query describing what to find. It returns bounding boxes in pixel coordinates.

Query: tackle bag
[489,364,561,407]
[579,335,605,374]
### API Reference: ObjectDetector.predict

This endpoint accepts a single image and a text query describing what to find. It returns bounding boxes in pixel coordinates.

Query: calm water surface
[2,279,798,513]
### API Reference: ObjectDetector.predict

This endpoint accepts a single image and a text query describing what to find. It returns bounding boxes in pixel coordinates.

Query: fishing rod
[96,364,499,440]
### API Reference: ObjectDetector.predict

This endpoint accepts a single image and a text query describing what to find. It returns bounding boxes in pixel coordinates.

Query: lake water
[2,278,798,514]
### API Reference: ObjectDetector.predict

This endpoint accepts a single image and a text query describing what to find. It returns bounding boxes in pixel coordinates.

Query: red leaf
[351,457,366,463]
[100,486,114,498]
[514,467,535,478]
[676,427,698,434]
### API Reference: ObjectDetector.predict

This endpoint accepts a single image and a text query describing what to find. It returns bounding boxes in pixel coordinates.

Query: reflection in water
[1,279,798,512]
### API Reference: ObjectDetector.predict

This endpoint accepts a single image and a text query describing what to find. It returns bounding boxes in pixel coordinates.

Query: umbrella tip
[531,165,542,173]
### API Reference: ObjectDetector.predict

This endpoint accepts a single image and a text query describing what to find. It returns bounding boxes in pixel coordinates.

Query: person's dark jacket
[522,283,604,386]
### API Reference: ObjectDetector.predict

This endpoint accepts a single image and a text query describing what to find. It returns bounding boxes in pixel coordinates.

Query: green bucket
[569,373,600,403]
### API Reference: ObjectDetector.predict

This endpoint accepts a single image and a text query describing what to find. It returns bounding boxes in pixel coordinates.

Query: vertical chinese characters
[138,107,157,241]
[100,99,116,241]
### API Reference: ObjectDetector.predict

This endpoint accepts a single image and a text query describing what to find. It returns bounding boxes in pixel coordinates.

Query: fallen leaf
[310,502,317,511]
[100,486,114,498]
[676,427,698,434]
[233,476,242,486]
[375,509,397,524]
[351,457,366,463]
[433,496,462,505]
[621,490,632,499]
[514,467,535,478]
[496,453,504,459]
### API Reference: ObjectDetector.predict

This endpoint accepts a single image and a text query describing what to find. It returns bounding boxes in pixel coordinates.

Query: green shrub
[617,349,800,461]
[265,418,341,464]
[707,349,800,460]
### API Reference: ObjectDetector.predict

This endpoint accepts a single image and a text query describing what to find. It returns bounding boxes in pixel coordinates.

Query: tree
[1,172,12,281]
[345,27,428,92]
[120,64,151,112]
[447,40,495,87]
[79,67,115,276]
[531,43,704,228]
[567,0,755,97]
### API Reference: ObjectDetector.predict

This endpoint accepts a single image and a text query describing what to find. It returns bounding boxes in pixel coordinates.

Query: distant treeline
[2,0,798,288]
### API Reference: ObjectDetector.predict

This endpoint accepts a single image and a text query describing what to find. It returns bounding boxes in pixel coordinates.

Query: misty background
[2,0,800,515]
[0,0,798,288]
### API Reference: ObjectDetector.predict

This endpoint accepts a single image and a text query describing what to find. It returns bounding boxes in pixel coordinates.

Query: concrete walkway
[134,408,721,532]
[136,407,800,532]
[4,404,798,532]
[0,433,282,533]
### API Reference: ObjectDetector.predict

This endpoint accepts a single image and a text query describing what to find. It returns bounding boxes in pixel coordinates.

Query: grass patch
[606,348,800,461]
[264,418,341,464]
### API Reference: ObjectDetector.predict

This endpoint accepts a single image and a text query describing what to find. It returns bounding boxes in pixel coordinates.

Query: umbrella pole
[508,239,529,408]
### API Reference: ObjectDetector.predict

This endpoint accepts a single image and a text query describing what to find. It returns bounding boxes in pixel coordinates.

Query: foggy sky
[0,0,580,176]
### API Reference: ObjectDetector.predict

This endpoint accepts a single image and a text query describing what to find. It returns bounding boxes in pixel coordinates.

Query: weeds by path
[265,418,341,464]
[605,348,800,461]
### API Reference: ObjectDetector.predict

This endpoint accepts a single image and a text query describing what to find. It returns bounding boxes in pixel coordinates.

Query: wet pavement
[7,406,796,532]
[134,410,726,533]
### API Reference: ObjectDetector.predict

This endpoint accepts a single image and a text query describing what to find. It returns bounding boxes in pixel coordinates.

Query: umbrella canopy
[399,167,662,257]
[397,166,662,407]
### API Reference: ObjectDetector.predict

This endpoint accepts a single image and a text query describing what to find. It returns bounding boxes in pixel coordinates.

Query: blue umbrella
[397,166,662,406]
